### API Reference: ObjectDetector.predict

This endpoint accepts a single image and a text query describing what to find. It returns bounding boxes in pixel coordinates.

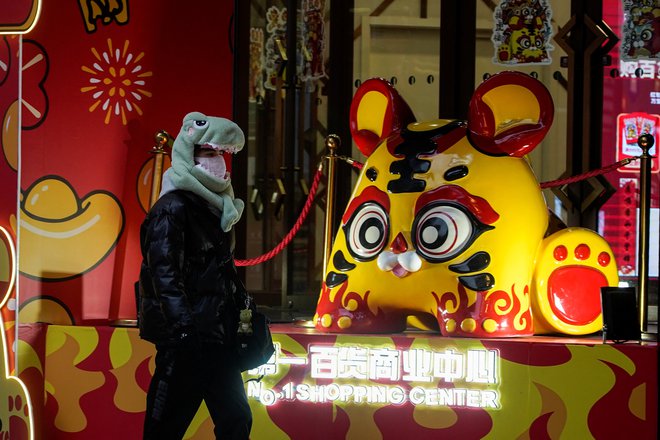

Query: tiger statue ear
[349,78,416,157]
[467,71,554,157]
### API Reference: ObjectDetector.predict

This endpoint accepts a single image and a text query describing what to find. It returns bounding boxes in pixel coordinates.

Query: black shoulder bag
[236,294,275,372]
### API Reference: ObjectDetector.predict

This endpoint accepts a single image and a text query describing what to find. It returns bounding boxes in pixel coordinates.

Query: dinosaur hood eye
[193,120,208,128]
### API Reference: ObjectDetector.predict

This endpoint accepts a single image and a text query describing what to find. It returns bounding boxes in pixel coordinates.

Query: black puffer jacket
[138,189,248,347]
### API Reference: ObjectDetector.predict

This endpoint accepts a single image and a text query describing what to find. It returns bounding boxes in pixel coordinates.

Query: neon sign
[620,59,660,78]
[246,343,500,409]
[0,0,42,34]
[0,225,35,438]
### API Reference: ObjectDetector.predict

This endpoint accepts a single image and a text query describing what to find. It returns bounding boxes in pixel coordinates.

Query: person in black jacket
[138,112,251,440]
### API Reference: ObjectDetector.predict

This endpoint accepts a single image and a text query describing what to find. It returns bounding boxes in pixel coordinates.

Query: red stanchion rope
[235,164,324,267]
[539,157,638,189]
[234,155,638,266]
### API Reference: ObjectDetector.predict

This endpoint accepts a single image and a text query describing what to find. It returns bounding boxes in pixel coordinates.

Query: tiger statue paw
[532,228,619,335]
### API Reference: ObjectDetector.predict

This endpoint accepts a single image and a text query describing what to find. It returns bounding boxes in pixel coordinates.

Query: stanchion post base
[641,332,658,342]
[111,319,138,327]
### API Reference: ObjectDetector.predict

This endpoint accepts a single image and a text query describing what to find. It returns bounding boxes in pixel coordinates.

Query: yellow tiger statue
[314,71,618,337]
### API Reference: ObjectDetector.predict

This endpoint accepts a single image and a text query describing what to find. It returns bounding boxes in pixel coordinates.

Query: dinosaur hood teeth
[196,143,240,154]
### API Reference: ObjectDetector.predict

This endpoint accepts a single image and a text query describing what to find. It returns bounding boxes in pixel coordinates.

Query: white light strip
[278,358,307,365]
[0,225,35,439]
[0,1,43,35]
[245,343,502,409]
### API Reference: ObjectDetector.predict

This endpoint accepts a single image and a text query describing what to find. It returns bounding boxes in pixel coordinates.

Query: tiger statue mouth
[377,250,422,278]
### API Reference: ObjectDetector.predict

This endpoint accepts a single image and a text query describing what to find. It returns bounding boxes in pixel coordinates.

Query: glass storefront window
[600,0,659,323]
[243,0,330,314]
[239,0,657,329]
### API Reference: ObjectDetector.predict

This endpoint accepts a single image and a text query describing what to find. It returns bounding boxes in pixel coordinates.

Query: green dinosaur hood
[162,111,245,231]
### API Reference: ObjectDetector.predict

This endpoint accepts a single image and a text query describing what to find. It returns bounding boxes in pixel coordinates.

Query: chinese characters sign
[247,341,500,408]
[618,58,660,78]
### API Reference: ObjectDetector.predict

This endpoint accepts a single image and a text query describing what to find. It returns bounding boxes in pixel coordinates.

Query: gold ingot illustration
[0,232,12,295]
[0,225,16,306]
[1,100,19,171]
[19,297,74,325]
[11,176,124,280]
[136,154,171,213]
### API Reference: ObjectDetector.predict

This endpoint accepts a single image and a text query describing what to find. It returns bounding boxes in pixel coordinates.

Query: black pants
[143,343,252,440]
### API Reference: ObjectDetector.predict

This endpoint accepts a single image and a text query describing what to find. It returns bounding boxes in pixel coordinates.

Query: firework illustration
[80,39,152,125]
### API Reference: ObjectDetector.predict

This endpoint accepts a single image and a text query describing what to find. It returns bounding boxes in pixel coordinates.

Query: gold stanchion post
[149,130,171,208]
[323,134,340,276]
[112,130,171,328]
[635,134,656,340]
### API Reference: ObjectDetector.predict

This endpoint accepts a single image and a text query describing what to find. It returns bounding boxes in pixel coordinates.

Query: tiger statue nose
[377,232,422,278]
[390,232,408,254]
